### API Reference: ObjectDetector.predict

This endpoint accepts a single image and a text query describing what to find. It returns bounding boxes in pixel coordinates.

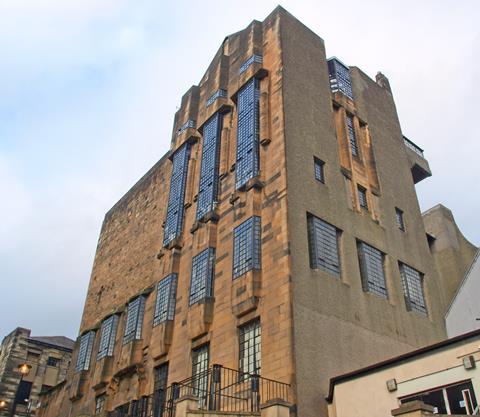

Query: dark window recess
[75,330,95,372]
[235,78,260,189]
[396,208,405,231]
[401,380,477,415]
[239,319,261,376]
[123,296,146,344]
[327,57,354,100]
[163,142,191,246]
[400,263,427,315]
[314,157,325,183]
[307,214,341,277]
[95,394,106,415]
[97,314,119,359]
[196,113,223,220]
[358,241,388,298]
[153,274,178,326]
[233,216,262,279]
[47,357,59,367]
[358,186,368,210]
[189,248,215,305]
[15,380,32,404]
[192,345,209,406]
[347,115,359,157]
[153,363,169,417]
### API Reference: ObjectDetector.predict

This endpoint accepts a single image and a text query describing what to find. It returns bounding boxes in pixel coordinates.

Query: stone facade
[37,6,473,417]
[0,327,73,417]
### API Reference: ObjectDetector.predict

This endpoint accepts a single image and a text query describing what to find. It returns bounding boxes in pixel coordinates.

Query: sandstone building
[37,7,476,417]
[0,327,73,417]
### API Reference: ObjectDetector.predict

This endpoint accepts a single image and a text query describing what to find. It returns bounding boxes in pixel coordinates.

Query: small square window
[358,186,368,210]
[396,208,405,231]
[314,158,325,183]
[47,357,59,367]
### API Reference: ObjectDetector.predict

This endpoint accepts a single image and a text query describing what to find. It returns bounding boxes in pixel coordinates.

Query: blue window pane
[235,78,260,189]
[196,113,223,220]
[153,274,178,326]
[239,54,263,74]
[123,296,146,344]
[189,248,215,305]
[97,315,119,359]
[75,331,95,372]
[206,89,228,107]
[163,143,191,246]
[233,216,261,279]
[327,58,354,100]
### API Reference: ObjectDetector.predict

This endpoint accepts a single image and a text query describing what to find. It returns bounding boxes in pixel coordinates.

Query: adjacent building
[0,327,73,417]
[37,6,474,417]
[326,329,480,417]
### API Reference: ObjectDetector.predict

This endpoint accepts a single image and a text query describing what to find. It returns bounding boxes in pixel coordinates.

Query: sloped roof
[29,335,74,351]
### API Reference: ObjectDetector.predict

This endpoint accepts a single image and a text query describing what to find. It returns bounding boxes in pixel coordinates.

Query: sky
[1,0,479,340]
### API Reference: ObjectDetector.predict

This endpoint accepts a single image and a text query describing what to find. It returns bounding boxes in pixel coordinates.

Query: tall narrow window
[347,115,359,157]
[15,381,32,404]
[399,263,427,315]
[97,315,119,359]
[327,57,354,100]
[192,345,209,404]
[357,186,368,210]
[75,330,95,372]
[357,241,387,298]
[233,216,261,279]
[163,142,191,246]
[239,319,261,375]
[153,364,169,417]
[307,214,341,277]
[189,248,215,305]
[314,157,325,183]
[123,296,146,344]
[396,208,405,231]
[196,113,222,220]
[235,78,260,189]
[153,274,177,326]
[95,395,106,415]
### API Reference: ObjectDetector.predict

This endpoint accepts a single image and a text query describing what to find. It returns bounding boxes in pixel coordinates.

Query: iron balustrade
[107,365,290,417]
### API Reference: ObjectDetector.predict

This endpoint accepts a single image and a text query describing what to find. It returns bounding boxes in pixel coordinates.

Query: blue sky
[1,0,479,339]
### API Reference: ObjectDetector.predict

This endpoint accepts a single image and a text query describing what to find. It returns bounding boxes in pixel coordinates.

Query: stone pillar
[260,399,291,417]
[174,395,199,417]
[391,401,435,417]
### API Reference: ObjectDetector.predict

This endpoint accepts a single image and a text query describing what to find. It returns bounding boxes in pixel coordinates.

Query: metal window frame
[396,208,406,231]
[327,58,354,100]
[357,241,388,298]
[233,216,262,279]
[123,296,146,345]
[97,315,119,359]
[235,78,260,190]
[314,157,325,183]
[399,263,427,315]
[163,143,191,246]
[307,214,341,277]
[153,274,178,326]
[196,113,223,220]
[189,248,215,305]
[75,330,95,372]
[239,318,261,376]
[357,185,368,210]
[347,114,359,157]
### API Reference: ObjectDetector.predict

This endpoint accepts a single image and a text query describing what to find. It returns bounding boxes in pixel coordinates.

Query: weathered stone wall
[0,328,72,417]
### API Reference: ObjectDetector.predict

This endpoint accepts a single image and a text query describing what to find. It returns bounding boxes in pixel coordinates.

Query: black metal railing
[403,136,424,157]
[107,365,290,417]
